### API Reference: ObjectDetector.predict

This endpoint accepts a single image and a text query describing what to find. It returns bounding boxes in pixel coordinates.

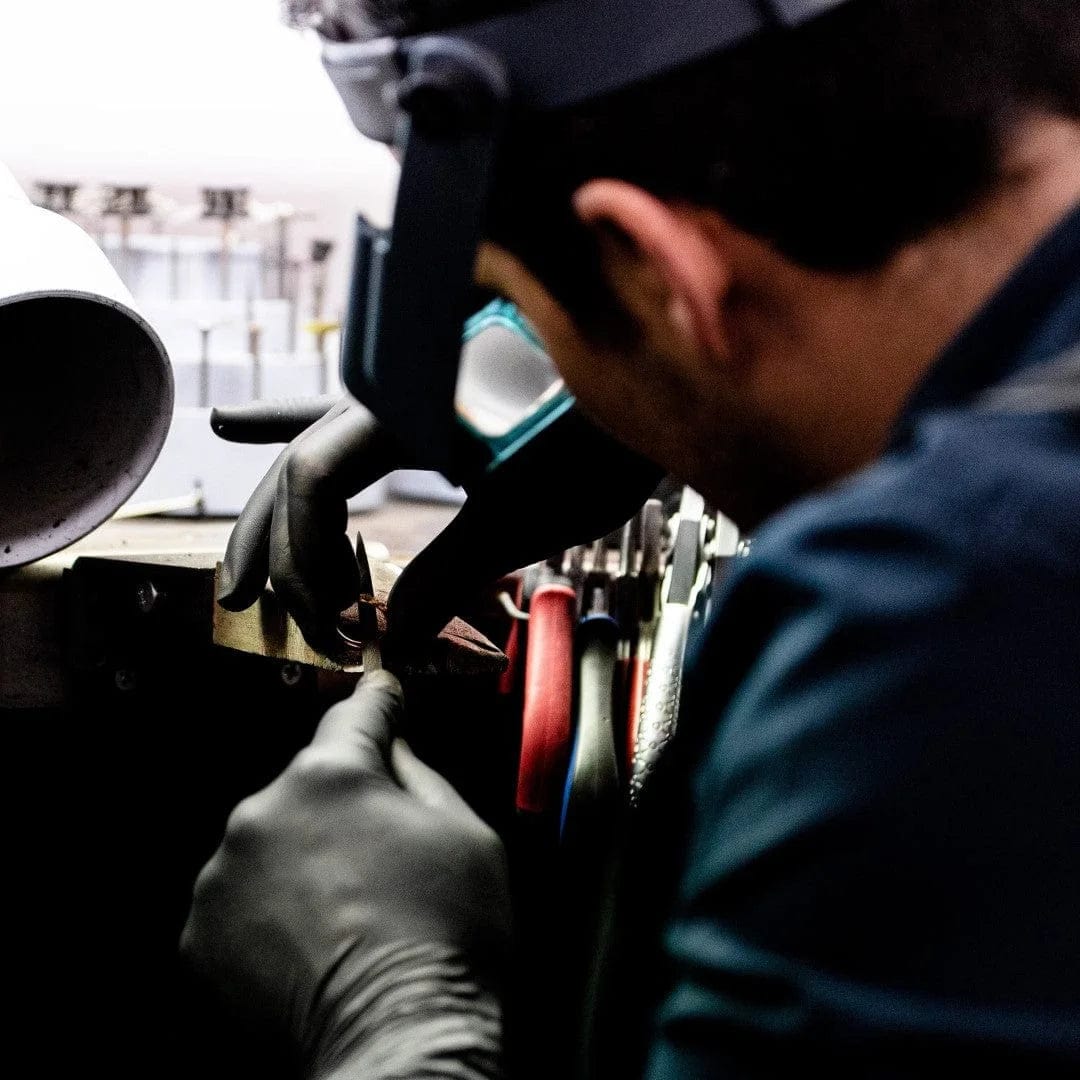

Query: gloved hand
[180,670,510,1080]
[211,309,662,658]
[213,397,411,653]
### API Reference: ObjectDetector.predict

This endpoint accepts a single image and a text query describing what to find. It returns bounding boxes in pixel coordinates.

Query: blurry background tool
[0,163,173,569]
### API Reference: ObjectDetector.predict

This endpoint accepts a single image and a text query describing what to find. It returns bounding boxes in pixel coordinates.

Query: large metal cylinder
[0,164,173,568]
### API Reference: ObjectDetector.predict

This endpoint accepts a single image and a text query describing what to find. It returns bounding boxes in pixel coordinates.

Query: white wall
[0,0,398,315]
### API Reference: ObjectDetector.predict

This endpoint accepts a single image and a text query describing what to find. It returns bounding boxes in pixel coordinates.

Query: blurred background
[1,0,396,316]
[0,0,444,515]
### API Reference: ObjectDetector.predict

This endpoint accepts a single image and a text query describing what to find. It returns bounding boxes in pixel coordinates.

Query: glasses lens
[456,304,563,438]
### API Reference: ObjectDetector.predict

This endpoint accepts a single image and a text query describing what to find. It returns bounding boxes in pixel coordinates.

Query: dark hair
[364,0,1080,314]
[358,0,533,33]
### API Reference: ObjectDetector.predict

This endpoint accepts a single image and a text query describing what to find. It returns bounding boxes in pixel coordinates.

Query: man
[181,1,1080,1076]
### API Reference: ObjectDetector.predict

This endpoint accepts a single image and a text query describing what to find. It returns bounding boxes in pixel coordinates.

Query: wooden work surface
[1,499,461,709]
[61,498,460,566]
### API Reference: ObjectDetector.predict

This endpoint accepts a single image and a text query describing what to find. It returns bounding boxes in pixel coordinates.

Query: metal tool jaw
[350,533,383,673]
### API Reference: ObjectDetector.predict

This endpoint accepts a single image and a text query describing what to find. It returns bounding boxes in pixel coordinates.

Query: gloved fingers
[210,396,339,444]
[217,398,354,611]
[270,500,361,654]
[307,668,404,774]
[390,738,472,814]
[268,405,403,651]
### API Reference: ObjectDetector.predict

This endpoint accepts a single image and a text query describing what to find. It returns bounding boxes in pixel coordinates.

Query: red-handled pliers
[516,565,577,817]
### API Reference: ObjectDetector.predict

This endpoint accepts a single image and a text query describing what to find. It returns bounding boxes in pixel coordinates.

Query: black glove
[212,393,663,657]
[180,670,510,1080]
[213,397,410,653]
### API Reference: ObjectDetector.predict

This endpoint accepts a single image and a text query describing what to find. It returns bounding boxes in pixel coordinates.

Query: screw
[280,662,304,687]
[114,669,137,692]
[135,580,161,614]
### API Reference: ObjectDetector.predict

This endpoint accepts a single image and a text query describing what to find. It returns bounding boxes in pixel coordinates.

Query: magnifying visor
[318,0,848,484]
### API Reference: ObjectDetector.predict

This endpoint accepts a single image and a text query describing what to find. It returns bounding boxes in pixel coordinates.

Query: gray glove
[180,671,510,1080]
[213,398,409,654]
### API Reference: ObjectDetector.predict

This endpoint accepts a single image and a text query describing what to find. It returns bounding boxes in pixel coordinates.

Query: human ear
[573,179,730,362]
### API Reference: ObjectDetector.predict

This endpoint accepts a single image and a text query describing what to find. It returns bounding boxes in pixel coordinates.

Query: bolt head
[280,662,304,687]
[135,580,160,614]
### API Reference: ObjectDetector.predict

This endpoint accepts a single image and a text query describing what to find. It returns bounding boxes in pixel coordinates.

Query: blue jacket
[644,203,1080,1075]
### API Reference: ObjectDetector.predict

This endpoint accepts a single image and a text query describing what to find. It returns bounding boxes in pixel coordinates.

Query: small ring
[336,625,366,649]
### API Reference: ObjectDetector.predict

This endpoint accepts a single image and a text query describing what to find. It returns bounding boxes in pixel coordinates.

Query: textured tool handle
[561,613,620,840]
[516,583,576,815]
[630,604,691,807]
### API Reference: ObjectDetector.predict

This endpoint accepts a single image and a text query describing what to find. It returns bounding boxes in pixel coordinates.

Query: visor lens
[456,307,563,438]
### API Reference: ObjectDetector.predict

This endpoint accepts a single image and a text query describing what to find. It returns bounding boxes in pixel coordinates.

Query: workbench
[0,497,516,1080]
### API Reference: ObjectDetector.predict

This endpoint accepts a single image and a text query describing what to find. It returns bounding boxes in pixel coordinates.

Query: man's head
[365,0,1080,527]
